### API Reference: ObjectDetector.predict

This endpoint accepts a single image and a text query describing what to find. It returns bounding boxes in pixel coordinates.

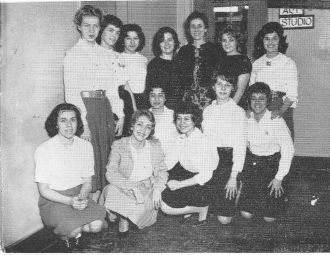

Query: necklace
[266,60,271,66]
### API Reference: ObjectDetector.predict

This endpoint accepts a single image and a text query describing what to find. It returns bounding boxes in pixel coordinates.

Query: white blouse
[35,135,94,190]
[250,53,298,107]
[165,128,218,185]
[120,52,147,94]
[202,99,247,175]
[129,140,153,183]
[64,39,126,127]
[247,110,294,180]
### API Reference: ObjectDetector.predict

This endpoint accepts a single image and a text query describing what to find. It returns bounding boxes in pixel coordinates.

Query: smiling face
[124,31,140,54]
[221,33,238,55]
[176,114,195,136]
[57,110,77,140]
[160,32,175,56]
[189,18,207,42]
[149,88,166,110]
[250,93,268,116]
[263,32,279,55]
[132,115,153,142]
[78,15,100,43]
[101,24,121,49]
[213,76,233,102]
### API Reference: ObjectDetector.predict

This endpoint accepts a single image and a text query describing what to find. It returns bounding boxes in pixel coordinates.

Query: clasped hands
[70,195,88,210]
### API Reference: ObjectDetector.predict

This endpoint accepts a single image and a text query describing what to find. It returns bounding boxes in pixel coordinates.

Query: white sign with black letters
[279,15,314,29]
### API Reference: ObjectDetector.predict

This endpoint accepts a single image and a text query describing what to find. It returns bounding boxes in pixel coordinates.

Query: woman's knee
[67,227,82,238]
[217,215,233,225]
[240,210,253,219]
[88,220,103,233]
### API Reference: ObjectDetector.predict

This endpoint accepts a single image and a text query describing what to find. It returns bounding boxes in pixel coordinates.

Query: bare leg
[161,202,208,221]
[118,217,129,233]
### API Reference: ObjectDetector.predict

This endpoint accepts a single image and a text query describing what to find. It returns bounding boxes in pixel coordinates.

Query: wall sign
[279,15,314,29]
[279,8,304,16]
[279,8,314,29]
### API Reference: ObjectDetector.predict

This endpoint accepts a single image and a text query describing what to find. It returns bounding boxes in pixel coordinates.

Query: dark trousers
[83,97,115,191]
[239,150,288,218]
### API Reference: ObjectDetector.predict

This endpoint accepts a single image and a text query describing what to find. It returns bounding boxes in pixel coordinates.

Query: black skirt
[239,149,288,218]
[162,162,213,208]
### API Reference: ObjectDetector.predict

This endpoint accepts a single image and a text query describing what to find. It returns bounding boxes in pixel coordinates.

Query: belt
[271,90,286,99]
[81,90,106,98]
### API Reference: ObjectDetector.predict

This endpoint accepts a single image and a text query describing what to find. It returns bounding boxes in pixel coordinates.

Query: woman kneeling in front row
[239,82,294,222]
[161,102,219,226]
[35,103,106,251]
[103,110,168,238]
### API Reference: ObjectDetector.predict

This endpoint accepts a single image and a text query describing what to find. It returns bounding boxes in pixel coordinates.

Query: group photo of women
[35,4,298,251]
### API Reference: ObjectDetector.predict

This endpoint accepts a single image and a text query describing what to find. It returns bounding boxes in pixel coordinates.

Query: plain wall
[1,2,80,247]
[268,9,330,157]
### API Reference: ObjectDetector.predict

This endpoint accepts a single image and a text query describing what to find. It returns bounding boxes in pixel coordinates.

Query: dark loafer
[117,230,129,239]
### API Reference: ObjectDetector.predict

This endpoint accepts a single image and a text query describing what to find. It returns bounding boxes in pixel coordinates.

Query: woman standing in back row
[64,5,126,193]
[250,22,298,139]
[177,11,221,110]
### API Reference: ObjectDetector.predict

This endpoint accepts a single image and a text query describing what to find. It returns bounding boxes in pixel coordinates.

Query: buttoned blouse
[129,140,153,182]
[35,135,94,190]
[120,52,148,94]
[165,128,218,185]
[247,110,294,180]
[64,39,126,127]
[202,99,247,174]
[249,53,298,107]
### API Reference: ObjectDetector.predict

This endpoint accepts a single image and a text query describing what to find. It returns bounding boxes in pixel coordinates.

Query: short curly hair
[96,14,123,45]
[117,24,146,53]
[184,11,209,44]
[73,5,102,35]
[45,103,84,138]
[151,26,180,57]
[219,26,248,55]
[253,22,288,60]
[129,110,156,139]
[174,101,202,129]
[246,82,272,107]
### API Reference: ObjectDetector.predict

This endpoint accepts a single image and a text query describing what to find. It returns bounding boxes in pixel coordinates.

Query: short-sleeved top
[249,53,298,107]
[217,54,252,92]
[145,57,180,104]
[120,52,148,94]
[35,135,94,191]
[177,42,220,94]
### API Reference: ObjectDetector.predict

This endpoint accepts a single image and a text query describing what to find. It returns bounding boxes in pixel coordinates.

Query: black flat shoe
[191,219,207,227]
[117,230,129,239]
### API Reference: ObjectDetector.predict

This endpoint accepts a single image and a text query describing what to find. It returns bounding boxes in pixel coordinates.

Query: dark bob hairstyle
[129,110,156,139]
[73,5,102,34]
[219,26,248,55]
[96,14,123,45]
[246,82,272,107]
[45,103,84,138]
[253,22,288,60]
[184,11,209,44]
[174,101,203,129]
[152,26,180,57]
[117,24,146,53]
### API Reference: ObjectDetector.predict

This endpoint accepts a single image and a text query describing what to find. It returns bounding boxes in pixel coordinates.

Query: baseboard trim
[292,156,330,173]
[4,227,58,253]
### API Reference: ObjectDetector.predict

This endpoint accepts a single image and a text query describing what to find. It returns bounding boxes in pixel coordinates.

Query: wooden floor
[6,159,330,253]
